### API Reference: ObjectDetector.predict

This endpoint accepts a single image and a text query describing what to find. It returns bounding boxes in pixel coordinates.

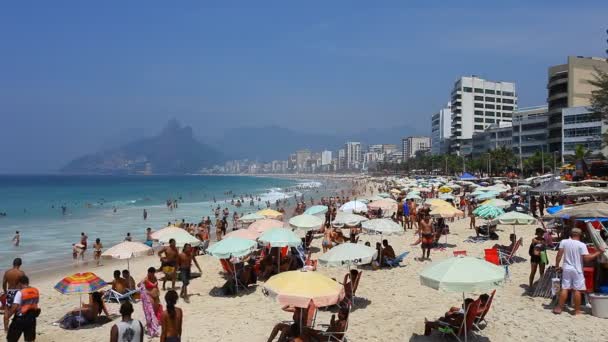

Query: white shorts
[561,268,586,291]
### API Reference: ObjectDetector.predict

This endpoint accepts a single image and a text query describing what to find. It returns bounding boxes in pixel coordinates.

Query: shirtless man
[158,239,179,290]
[177,244,202,302]
[409,200,418,230]
[3,258,25,332]
[419,215,433,261]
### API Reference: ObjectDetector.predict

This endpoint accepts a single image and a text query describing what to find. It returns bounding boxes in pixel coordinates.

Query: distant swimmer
[62,205,67,215]
[143,209,148,220]
[12,231,20,247]
[125,233,132,242]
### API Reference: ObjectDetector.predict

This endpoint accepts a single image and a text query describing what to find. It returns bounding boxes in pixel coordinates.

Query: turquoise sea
[0,175,319,268]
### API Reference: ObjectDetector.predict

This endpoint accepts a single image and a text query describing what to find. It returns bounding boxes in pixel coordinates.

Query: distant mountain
[61,119,222,174]
[213,124,426,161]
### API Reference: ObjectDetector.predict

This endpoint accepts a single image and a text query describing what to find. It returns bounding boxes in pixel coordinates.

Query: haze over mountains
[62,120,422,174]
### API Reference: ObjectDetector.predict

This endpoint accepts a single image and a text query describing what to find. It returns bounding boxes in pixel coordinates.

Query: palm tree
[565,144,591,163]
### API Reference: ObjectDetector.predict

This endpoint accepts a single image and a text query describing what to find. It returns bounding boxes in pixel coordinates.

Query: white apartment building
[450,76,517,155]
[562,106,607,157]
[321,151,332,165]
[345,142,362,169]
[337,149,346,170]
[431,102,452,155]
[402,136,431,159]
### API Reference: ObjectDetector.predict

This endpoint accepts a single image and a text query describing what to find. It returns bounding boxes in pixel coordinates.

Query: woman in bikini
[93,238,103,266]
[322,225,333,253]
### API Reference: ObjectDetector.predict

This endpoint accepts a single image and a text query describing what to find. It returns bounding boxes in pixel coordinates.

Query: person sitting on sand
[381,240,396,265]
[295,307,349,342]
[424,298,474,336]
[111,270,128,294]
[267,305,307,342]
[60,292,110,329]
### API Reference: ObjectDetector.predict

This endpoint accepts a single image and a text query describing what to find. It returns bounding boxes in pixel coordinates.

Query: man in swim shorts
[3,258,25,332]
[419,215,433,261]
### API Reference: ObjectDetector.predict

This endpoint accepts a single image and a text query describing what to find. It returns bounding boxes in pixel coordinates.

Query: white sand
[4,202,608,341]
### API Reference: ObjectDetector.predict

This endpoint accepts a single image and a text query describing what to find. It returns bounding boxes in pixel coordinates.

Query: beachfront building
[562,106,608,157]
[321,150,332,165]
[402,136,431,160]
[345,142,362,170]
[295,149,311,172]
[450,76,517,155]
[547,56,608,155]
[337,148,346,170]
[512,105,549,159]
[471,122,513,157]
[431,103,452,155]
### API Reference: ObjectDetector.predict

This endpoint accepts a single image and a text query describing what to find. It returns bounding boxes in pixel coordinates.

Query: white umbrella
[361,219,403,235]
[156,227,200,247]
[239,213,265,223]
[318,243,377,267]
[101,241,152,272]
[289,214,323,231]
[332,212,369,227]
[339,200,368,213]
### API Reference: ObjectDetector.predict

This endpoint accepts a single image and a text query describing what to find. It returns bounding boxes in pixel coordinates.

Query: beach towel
[139,285,160,337]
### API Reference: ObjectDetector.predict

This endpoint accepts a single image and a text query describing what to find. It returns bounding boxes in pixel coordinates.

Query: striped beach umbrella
[54,272,107,294]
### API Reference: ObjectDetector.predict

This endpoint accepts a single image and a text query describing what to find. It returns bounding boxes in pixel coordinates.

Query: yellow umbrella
[438,186,452,193]
[257,208,283,219]
[429,206,464,218]
[263,270,345,308]
[424,199,452,208]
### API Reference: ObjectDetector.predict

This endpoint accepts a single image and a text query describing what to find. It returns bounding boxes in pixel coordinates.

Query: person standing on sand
[215,218,223,241]
[6,275,39,342]
[110,302,144,342]
[3,258,25,332]
[161,290,182,342]
[93,238,103,266]
[177,244,201,302]
[158,239,179,290]
[419,215,433,261]
[553,228,604,315]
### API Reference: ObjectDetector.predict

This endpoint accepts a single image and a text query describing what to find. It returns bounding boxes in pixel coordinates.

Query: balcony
[547,91,568,103]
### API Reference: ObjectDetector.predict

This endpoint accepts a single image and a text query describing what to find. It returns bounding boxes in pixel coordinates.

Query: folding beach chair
[453,250,467,257]
[437,299,481,342]
[499,238,523,265]
[484,248,500,265]
[317,306,350,342]
[103,288,140,303]
[474,289,496,331]
[384,251,410,268]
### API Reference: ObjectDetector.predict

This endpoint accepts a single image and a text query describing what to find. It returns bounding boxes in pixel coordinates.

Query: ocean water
[0,175,316,268]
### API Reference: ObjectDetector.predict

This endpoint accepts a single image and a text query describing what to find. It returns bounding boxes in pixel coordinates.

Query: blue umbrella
[546,205,563,215]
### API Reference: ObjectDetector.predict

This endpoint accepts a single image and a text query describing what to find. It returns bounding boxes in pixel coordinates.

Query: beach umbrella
[424,199,451,208]
[429,206,465,218]
[406,193,422,200]
[239,213,265,223]
[258,228,302,248]
[390,188,402,195]
[339,200,368,213]
[257,208,283,219]
[481,199,510,209]
[248,219,286,233]
[150,225,180,240]
[438,193,455,200]
[54,272,108,294]
[492,211,536,235]
[546,205,563,215]
[318,243,377,267]
[207,237,257,259]
[476,192,499,200]
[420,256,505,342]
[224,229,260,241]
[366,195,385,202]
[367,199,397,213]
[473,205,505,219]
[361,219,403,235]
[263,270,345,308]
[547,202,608,219]
[157,228,201,247]
[438,186,453,193]
[289,214,323,231]
[332,212,368,227]
[101,241,152,271]
[377,193,391,198]
[304,205,328,216]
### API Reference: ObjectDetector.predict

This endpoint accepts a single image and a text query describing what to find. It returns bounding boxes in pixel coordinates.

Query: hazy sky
[1,1,607,173]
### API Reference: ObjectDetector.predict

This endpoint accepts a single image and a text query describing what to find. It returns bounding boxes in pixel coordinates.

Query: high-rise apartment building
[402,136,431,159]
[547,56,608,154]
[345,142,362,170]
[512,105,549,159]
[450,76,517,155]
[431,102,452,155]
[295,149,311,172]
[321,151,332,165]
[337,149,346,170]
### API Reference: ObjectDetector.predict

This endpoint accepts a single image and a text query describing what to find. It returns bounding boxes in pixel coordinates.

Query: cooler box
[589,293,608,318]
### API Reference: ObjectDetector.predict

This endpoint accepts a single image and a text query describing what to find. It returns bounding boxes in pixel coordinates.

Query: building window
[496,91,502,95]
[564,141,602,151]
[463,87,473,92]
[474,88,484,93]
[503,99,514,104]
[503,105,514,111]
[474,103,484,108]
[486,119,495,123]
[563,126,602,137]
[485,89,495,94]
[485,97,495,102]
[502,113,512,118]
[496,98,502,103]
[503,91,514,96]
[475,118,484,123]
[485,111,495,116]
[563,113,601,124]
[474,125,485,130]
[485,104,495,109]
[474,110,484,115]
[496,105,502,109]
[474,96,484,101]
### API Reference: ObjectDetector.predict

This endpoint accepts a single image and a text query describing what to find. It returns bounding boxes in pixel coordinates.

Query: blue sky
[1,1,607,172]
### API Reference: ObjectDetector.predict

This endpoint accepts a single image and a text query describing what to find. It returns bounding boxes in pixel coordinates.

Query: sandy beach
[3,178,608,342]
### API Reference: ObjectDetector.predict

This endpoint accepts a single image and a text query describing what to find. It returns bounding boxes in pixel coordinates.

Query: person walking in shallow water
[143,209,148,220]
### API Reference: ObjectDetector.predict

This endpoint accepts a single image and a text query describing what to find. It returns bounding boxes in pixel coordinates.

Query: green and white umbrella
[361,219,403,235]
[473,205,505,219]
[420,256,505,292]
[304,205,328,216]
[207,237,257,259]
[318,243,377,267]
[289,214,323,231]
[480,198,510,209]
[258,228,302,247]
[493,211,536,225]
[476,191,499,200]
